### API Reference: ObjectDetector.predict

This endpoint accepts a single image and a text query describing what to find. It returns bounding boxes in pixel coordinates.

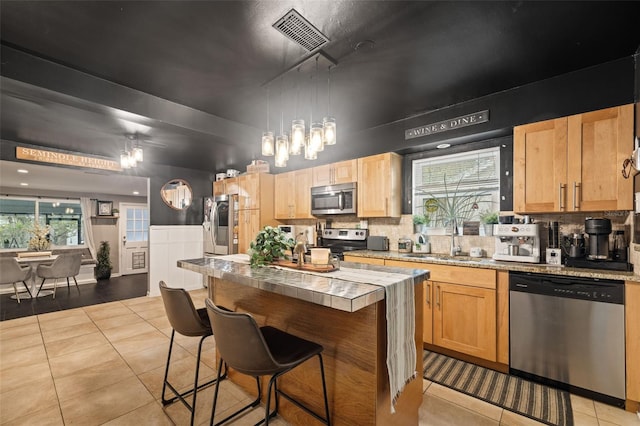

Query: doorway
[119,203,149,275]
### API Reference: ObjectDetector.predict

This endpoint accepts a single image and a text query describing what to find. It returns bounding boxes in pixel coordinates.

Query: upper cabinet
[514,104,633,213]
[275,169,313,219]
[312,159,358,187]
[213,177,239,196]
[237,173,274,210]
[357,152,402,218]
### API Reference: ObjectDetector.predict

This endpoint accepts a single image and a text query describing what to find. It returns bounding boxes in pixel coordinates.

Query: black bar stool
[205,298,331,426]
[159,281,225,426]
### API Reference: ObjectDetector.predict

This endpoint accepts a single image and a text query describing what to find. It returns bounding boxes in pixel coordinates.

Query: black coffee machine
[565,218,631,271]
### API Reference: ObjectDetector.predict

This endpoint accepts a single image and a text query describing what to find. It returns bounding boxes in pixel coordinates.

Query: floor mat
[423,350,573,426]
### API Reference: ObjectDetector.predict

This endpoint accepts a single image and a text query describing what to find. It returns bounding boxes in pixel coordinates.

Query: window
[126,207,149,242]
[412,147,500,227]
[0,197,83,249]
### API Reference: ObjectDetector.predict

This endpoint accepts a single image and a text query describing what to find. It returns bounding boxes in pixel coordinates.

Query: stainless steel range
[320,228,368,259]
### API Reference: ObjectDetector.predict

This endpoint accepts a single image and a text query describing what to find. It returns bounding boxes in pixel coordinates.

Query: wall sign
[16,146,122,171]
[405,110,489,140]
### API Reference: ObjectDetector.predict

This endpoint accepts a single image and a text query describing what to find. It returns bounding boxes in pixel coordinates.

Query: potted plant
[27,221,51,251]
[479,210,499,236]
[412,214,431,234]
[111,208,119,218]
[248,225,295,267]
[95,240,112,280]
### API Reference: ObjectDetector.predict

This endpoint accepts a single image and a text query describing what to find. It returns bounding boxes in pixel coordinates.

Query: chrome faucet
[450,220,461,256]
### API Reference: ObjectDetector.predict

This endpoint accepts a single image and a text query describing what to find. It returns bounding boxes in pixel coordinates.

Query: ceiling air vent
[273,9,329,51]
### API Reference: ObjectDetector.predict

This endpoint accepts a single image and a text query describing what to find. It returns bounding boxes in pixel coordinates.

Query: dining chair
[0,258,33,303]
[205,298,330,426]
[35,253,82,298]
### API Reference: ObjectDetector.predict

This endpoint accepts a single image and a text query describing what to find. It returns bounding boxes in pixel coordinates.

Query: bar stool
[0,258,32,303]
[159,281,224,426]
[205,298,331,426]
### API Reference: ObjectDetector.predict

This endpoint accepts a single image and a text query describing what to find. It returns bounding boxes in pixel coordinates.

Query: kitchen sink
[400,253,494,264]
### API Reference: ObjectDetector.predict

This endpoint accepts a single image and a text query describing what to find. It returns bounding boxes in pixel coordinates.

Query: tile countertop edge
[346,250,640,282]
[177,258,429,312]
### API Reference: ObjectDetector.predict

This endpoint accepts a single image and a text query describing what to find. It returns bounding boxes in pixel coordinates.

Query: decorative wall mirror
[161,179,193,210]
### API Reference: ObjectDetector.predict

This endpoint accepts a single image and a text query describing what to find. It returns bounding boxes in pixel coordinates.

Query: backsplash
[288,211,638,273]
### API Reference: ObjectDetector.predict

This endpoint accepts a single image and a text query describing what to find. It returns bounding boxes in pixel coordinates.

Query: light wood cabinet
[238,174,273,210]
[213,177,239,196]
[385,259,497,362]
[312,159,358,186]
[626,281,640,406]
[238,209,260,254]
[343,255,384,265]
[274,169,313,219]
[357,152,402,218]
[235,174,276,254]
[514,104,633,213]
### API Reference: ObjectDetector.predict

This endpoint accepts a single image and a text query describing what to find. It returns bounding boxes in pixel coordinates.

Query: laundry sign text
[405,110,489,140]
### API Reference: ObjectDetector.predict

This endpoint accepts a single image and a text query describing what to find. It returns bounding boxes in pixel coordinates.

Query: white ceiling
[0,160,148,197]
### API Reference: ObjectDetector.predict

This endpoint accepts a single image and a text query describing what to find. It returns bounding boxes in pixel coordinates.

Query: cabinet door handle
[573,182,580,210]
[425,282,431,306]
[435,285,440,308]
[385,197,389,215]
[558,183,565,210]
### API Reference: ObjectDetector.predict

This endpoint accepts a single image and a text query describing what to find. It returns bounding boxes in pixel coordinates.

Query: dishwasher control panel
[510,272,624,304]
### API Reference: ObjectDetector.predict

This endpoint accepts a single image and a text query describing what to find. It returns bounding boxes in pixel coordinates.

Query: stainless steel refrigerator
[203,194,238,256]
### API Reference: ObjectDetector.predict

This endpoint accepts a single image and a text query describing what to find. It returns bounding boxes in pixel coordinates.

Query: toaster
[398,238,413,253]
[367,236,389,251]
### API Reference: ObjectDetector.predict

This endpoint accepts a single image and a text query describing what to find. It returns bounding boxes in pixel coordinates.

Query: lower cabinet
[430,281,496,361]
[385,259,498,362]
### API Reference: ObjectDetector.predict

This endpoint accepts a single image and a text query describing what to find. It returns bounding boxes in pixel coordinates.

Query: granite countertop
[178,256,429,312]
[345,250,640,282]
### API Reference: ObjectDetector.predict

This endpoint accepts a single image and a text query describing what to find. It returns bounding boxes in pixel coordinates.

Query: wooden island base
[210,277,424,426]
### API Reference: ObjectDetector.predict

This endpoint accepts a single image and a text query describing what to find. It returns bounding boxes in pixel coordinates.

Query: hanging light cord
[266,86,270,130]
[327,65,332,116]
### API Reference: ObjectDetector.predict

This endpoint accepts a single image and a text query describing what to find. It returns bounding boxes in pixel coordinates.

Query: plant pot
[483,223,494,236]
[95,267,111,281]
[413,224,428,234]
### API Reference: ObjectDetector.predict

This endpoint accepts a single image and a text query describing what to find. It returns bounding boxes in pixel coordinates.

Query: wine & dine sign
[405,110,489,140]
[16,146,122,171]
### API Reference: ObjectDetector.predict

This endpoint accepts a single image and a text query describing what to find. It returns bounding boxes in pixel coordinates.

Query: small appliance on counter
[564,218,632,271]
[413,233,430,253]
[492,224,540,263]
[545,221,562,265]
[398,237,413,253]
[367,236,389,251]
[277,225,295,241]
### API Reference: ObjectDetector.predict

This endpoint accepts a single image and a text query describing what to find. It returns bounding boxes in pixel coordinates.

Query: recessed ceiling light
[436,143,451,149]
[20,182,29,186]
[133,191,139,195]
[17,169,29,174]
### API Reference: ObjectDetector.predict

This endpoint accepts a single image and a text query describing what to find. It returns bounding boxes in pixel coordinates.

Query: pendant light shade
[322,117,336,145]
[290,119,305,155]
[132,146,144,162]
[261,131,275,156]
[275,134,289,167]
[120,152,131,169]
[310,122,324,153]
[304,136,317,160]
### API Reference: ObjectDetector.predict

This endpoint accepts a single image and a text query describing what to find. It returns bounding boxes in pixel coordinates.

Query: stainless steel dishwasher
[509,272,625,407]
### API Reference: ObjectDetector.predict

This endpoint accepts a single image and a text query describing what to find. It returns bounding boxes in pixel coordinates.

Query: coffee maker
[564,218,632,271]
[493,223,540,263]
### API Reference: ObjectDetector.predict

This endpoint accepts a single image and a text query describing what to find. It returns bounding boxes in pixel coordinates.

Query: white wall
[148,225,203,297]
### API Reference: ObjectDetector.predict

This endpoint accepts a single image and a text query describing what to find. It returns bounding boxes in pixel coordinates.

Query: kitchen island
[178,255,429,426]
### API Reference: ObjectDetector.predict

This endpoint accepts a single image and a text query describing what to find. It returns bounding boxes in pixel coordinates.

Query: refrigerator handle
[211,202,218,250]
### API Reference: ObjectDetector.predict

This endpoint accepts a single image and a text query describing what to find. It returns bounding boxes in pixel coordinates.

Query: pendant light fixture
[261,86,275,156]
[290,68,305,155]
[261,51,337,163]
[120,134,144,169]
[322,66,336,145]
[274,76,289,168]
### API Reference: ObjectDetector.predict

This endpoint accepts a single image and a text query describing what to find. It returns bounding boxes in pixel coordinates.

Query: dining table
[13,254,58,299]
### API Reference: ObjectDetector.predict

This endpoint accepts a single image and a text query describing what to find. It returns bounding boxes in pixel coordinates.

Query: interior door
[119,203,149,275]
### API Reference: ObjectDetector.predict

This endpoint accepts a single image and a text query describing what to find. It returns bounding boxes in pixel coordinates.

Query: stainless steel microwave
[311,182,357,215]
